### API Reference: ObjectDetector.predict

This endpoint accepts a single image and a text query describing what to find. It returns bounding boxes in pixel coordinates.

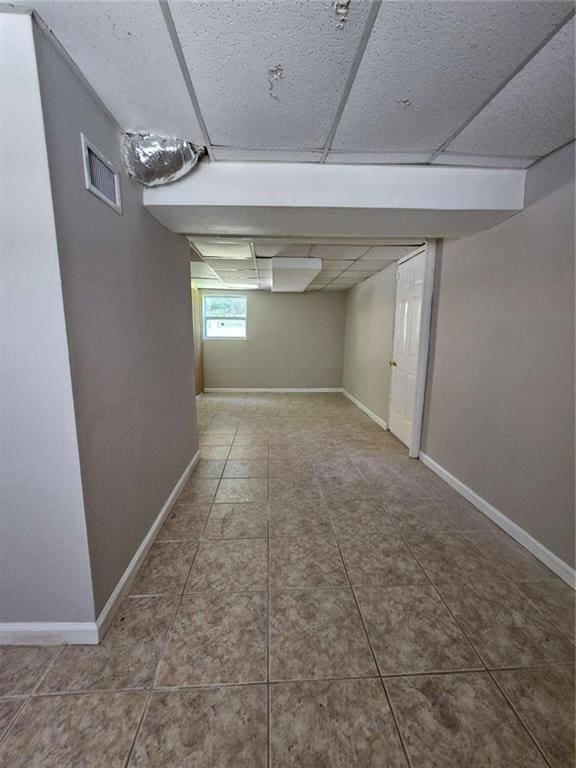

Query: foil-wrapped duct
[121,132,205,187]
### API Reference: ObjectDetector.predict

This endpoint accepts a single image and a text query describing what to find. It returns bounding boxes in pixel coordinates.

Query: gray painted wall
[201,291,346,389]
[35,26,198,614]
[422,145,575,567]
[342,266,396,422]
[0,13,94,623]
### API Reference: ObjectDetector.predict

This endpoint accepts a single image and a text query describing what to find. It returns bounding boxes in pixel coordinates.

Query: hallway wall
[35,25,198,614]
[342,265,396,423]
[201,291,346,389]
[422,143,575,568]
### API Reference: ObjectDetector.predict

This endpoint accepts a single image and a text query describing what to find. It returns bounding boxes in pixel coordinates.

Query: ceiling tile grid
[168,0,373,150]
[447,17,575,158]
[22,0,575,173]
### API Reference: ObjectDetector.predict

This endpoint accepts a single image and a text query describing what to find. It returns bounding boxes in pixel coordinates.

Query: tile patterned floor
[0,393,574,767]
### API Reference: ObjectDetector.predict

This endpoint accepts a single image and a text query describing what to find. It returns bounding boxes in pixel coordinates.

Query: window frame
[202,293,247,340]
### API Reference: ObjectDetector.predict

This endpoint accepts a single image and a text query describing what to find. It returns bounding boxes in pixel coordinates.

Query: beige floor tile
[437,580,575,668]
[269,477,323,503]
[39,597,178,693]
[191,459,225,478]
[204,502,268,539]
[513,579,576,642]
[465,531,556,582]
[186,539,268,592]
[228,445,269,459]
[338,533,428,586]
[492,665,575,768]
[200,433,234,446]
[269,536,347,590]
[215,478,269,504]
[402,531,501,584]
[129,686,267,768]
[0,699,23,739]
[156,592,267,686]
[0,647,60,696]
[129,542,197,596]
[270,678,408,768]
[319,478,384,504]
[328,499,397,538]
[0,691,147,768]
[269,458,315,478]
[386,672,547,768]
[156,505,208,541]
[269,589,376,681]
[177,478,219,504]
[269,501,332,538]
[223,459,269,478]
[356,586,482,675]
[200,445,230,460]
[384,500,456,534]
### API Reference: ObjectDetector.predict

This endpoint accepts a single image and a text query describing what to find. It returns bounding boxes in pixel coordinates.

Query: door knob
[389,360,397,367]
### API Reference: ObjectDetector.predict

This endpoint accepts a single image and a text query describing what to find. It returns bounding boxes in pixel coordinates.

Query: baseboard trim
[0,622,99,645]
[419,452,575,588]
[204,387,342,394]
[341,389,389,431]
[95,449,201,639]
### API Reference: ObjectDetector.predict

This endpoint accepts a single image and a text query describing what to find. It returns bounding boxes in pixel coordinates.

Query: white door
[389,250,426,447]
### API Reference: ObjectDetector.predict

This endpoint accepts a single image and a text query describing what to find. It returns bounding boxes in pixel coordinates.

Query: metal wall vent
[81,134,122,213]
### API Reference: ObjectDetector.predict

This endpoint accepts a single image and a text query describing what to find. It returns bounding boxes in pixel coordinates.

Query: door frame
[389,239,437,458]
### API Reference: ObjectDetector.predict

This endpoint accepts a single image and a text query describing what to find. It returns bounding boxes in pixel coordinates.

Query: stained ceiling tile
[449,19,575,158]
[27,1,204,141]
[332,1,573,152]
[432,153,536,169]
[169,0,373,149]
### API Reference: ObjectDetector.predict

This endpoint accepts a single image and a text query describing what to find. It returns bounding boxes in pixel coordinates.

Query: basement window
[203,294,247,339]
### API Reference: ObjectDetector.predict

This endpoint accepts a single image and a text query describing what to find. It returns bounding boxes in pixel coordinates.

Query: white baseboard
[0,450,201,646]
[95,449,201,639]
[204,387,342,393]
[0,622,99,645]
[341,389,389,431]
[419,452,575,588]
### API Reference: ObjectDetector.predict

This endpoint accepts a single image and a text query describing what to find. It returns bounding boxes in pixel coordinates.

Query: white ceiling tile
[191,278,225,289]
[169,0,373,149]
[204,258,255,271]
[213,148,322,162]
[326,152,433,164]
[319,270,346,277]
[28,1,204,141]
[333,2,573,152]
[324,284,349,291]
[432,153,536,169]
[192,239,253,259]
[309,245,370,260]
[253,243,310,258]
[362,245,422,260]
[343,269,381,278]
[449,19,575,157]
[347,261,384,271]
[190,262,217,278]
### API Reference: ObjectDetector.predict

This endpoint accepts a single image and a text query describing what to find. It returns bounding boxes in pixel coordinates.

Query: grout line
[320,483,414,768]
[488,671,554,768]
[427,9,576,163]
[319,0,382,163]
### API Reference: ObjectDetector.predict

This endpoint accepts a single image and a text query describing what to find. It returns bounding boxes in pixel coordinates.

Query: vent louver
[81,134,122,213]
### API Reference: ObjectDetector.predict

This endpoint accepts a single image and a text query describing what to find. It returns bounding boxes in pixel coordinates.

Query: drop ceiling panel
[28,1,204,141]
[309,245,369,260]
[432,153,536,169]
[213,148,322,163]
[326,152,434,165]
[253,243,311,258]
[332,1,573,152]
[168,0,373,149]
[449,19,575,158]
[362,245,422,260]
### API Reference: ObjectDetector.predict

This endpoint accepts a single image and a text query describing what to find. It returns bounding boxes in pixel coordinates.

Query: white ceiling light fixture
[224,282,259,290]
[271,258,321,292]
